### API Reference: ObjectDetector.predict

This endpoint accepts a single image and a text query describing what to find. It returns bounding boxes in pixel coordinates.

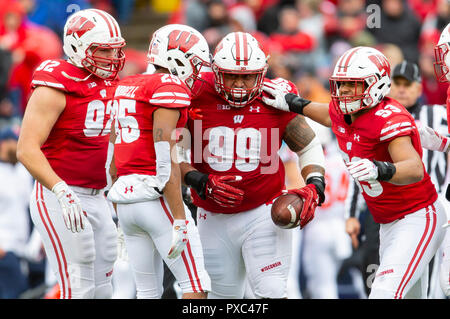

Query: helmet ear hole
[71,45,77,53]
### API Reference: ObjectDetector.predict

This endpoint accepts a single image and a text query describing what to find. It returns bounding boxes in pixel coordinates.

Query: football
[271,193,304,229]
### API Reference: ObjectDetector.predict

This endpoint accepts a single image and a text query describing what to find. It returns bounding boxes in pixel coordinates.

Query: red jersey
[329,97,438,224]
[31,59,118,189]
[188,72,297,214]
[447,86,450,134]
[114,73,189,177]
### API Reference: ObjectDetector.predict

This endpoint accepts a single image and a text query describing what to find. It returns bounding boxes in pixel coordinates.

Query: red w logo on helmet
[66,16,95,38]
[167,30,199,53]
[369,54,391,77]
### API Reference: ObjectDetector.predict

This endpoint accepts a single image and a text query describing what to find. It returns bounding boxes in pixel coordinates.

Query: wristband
[306,175,325,205]
[285,93,311,115]
[184,170,209,199]
[373,160,396,181]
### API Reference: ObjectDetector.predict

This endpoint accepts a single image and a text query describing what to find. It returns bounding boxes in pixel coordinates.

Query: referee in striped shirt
[344,60,449,297]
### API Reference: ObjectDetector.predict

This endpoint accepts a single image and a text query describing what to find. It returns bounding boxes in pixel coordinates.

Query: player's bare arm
[302,102,332,128]
[281,114,326,223]
[387,135,424,185]
[17,86,66,190]
[109,121,118,184]
[283,115,325,181]
[153,107,186,221]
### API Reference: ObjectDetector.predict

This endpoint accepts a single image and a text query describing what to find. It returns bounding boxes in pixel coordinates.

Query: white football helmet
[147,24,210,94]
[63,9,125,80]
[329,46,391,115]
[212,32,268,107]
[434,23,450,83]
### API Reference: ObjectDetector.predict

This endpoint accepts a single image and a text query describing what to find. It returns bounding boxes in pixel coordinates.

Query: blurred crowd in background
[0,0,449,131]
[0,0,449,299]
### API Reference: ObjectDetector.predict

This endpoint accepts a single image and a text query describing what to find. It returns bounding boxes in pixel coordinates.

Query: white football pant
[117,197,210,299]
[369,199,446,299]
[197,203,293,299]
[30,182,117,299]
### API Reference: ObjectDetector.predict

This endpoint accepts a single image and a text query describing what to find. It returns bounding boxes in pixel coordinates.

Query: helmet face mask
[212,32,268,108]
[330,46,391,115]
[183,54,210,96]
[434,23,450,83]
[82,42,126,79]
[434,42,450,83]
[213,67,266,107]
[147,24,210,95]
[63,9,126,80]
[330,75,378,115]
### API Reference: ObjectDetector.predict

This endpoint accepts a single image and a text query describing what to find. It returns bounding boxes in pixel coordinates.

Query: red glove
[287,184,319,229]
[206,175,244,208]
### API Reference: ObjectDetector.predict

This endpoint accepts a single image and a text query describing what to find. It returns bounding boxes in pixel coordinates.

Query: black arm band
[285,93,312,115]
[306,175,326,205]
[184,170,209,199]
[373,160,396,181]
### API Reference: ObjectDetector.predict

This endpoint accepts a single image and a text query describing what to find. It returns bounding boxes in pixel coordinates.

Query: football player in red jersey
[106,24,211,299]
[16,9,125,299]
[404,23,450,297]
[263,46,447,298]
[179,32,326,299]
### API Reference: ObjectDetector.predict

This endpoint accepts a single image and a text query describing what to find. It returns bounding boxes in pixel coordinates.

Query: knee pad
[252,276,287,299]
[101,224,119,264]
[75,229,96,264]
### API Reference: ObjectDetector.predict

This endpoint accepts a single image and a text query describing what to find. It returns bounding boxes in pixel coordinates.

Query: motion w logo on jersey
[233,115,244,123]
[177,120,281,174]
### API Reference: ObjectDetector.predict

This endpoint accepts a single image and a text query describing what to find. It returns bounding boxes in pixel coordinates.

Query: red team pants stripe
[394,205,437,298]
[36,183,71,299]
[159,197,203,293]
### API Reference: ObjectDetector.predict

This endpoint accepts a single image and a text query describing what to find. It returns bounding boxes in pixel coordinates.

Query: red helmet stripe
[91,9,114,37]
[342,47,360,72]
[242,33,248,66]
[235,32,241,65]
